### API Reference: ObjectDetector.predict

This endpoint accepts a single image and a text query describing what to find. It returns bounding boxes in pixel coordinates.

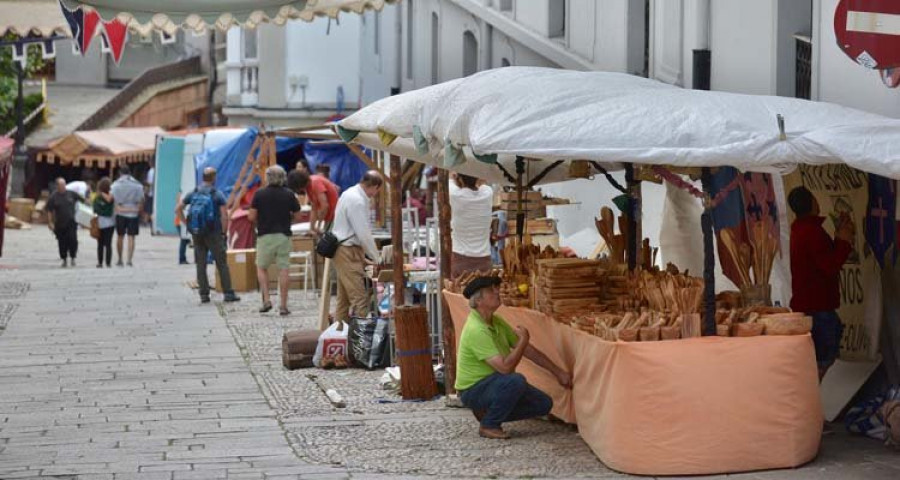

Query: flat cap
[462,276,502,299]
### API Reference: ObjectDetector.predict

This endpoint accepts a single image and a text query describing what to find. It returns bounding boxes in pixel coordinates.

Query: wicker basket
[762,315,812,336]
[732,323,765,337]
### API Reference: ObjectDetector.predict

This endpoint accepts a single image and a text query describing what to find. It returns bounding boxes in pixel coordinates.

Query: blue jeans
[459,372,553,429]
[811,310,843,369]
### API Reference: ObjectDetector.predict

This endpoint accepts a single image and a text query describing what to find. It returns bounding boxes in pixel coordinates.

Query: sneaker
[179,260,189,265]
[61,259,67,268]
[70,259,76,267]
[126,262,133,267]
[223,293,241,303]
[96,264,102,268]
[200,296,211,304]
[116,260,123,267]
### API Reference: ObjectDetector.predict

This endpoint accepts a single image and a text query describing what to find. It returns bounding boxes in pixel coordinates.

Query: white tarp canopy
[58,0,396,34]
[337,77,590,187]
[339,66,900,180]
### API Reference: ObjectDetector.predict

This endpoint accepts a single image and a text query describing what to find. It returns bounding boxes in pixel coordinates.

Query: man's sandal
[259,302,273,313]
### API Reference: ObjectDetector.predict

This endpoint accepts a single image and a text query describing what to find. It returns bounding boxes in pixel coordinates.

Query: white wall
[286,15,362,108]
[815,0,900,117]
[710,0,776,95]
[359,4,402,105]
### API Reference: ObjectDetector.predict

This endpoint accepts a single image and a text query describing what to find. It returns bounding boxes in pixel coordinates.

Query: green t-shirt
[455,309,520,391]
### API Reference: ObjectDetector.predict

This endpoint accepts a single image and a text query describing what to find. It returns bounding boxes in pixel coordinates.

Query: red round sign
[834,0,900,70]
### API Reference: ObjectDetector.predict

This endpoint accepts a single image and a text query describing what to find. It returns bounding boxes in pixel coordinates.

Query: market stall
[337,67,900,475]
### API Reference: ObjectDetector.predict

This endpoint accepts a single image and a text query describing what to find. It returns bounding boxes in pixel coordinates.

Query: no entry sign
[834,0,900,70]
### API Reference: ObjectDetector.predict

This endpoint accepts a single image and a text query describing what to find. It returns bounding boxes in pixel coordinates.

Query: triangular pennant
[58,0,83,53]
[41,40,56,59]
[12,43,27,68]
[81,9,101,54]
[101,19,128,64]
[159,30,176,45]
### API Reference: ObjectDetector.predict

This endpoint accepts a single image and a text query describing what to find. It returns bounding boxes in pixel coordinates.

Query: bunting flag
[41,40,57,60]
[865,174,897,267]
[11,42,27,68]
[101,18,128,64]
[58,0,101,55]
[81,9,101,53]
[59,1,84,53]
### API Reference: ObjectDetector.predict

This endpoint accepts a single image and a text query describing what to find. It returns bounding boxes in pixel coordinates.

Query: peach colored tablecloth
[445,291,822,476]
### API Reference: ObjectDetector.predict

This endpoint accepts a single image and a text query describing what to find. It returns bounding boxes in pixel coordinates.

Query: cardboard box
[216,249,258,292]
[8,198,34,223]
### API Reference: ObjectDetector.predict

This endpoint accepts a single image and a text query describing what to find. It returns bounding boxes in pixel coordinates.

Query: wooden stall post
[437,169,456,394]
[390,155,405,306]
[395,305,439,400]
[700,167,717,336]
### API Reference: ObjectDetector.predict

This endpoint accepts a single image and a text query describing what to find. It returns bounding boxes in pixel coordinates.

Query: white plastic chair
[289,251,314,299]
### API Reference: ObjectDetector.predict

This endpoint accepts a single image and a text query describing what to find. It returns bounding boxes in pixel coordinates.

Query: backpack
[187,188,218,235]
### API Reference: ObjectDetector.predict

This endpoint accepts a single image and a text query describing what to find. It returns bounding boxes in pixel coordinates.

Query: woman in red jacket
[788,186,855,381]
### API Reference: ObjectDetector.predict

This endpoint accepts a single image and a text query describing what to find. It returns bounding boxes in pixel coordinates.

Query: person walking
[92,177,116,268]
[330,170,383,323]
[456,276,572,439]
[111,165,144,266]
[449,173,494,278]
[788,186,854,381]
[46,177,83,268]
[175,190,191,264]
[249,165,302,316]
[176,167,241,304]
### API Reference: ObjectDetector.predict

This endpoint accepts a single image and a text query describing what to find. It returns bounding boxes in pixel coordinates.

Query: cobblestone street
[1,227,899,479]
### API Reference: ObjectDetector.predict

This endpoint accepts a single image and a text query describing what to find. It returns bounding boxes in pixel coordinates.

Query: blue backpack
[187,188,218,235]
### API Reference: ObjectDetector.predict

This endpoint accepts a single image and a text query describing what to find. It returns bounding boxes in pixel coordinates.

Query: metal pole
[625,164,638,271]
[700,167,717,336]
[515,156,525,241]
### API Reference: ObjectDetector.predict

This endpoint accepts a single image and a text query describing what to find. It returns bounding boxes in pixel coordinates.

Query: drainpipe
[692,0,711,90]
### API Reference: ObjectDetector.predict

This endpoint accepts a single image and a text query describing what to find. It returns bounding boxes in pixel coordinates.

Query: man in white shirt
[330,170,384,323]
[449,173,494,278]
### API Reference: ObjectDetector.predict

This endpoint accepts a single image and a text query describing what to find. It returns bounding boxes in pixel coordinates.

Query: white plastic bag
[313,321,348,367]
[74,202,96,228]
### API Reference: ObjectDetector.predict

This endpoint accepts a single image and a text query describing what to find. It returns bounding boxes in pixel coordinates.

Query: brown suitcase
[282,330,319,370]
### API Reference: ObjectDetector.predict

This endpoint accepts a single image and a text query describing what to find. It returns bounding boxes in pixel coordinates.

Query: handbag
[89,216,101,239]
[315,231,350,259]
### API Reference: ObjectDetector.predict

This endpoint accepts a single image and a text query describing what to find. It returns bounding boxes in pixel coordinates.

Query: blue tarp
[194,128,304,199]
[194,128,366,199]
[304,141,368,193]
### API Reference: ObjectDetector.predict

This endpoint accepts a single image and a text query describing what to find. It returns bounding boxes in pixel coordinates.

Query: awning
[340,66,900,180]
[0,0,70,38]
[59,0,398,35]
[35,126,164,168]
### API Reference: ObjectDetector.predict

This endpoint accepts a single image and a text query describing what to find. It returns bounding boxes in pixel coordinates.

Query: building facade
[223,17,366,128]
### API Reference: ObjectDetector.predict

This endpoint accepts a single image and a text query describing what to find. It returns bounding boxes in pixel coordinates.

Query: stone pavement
[1,226,899,479]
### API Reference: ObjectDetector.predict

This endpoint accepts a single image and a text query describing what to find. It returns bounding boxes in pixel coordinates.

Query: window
[549,0,566,39]
[406,1,414,79]
[242,27,257,60]
[463,31,478,77]
[374,11,381,55]
[431,13,439,84]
